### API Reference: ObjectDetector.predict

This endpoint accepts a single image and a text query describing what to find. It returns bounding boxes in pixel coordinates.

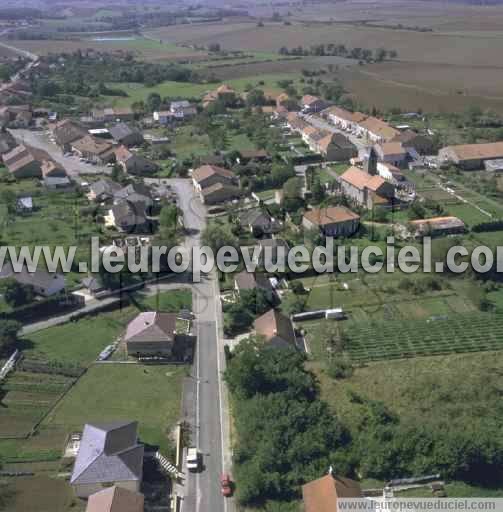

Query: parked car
[221,474,233,497]
[187,448,200,472]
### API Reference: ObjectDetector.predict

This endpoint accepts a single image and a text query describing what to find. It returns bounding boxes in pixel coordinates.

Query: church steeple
[365,147,378,175]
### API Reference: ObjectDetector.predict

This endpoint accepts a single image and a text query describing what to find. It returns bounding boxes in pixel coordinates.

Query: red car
[221,473,233,497]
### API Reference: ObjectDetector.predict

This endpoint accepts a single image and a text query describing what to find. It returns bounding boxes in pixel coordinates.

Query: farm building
[303,206,360,237]
[2,144,50,178]
[438,142,503,170]
[409,216,465,237]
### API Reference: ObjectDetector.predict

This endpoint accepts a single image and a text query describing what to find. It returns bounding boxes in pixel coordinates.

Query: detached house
[303,206,360,237]
[375,142,408,168]
[114,146,159,176]
[302,473,362,512]
[105,201,152,234]
[170,100,197,119]
[71,421,144,498]
[125,311,177,358]
[0,262,65,297]
[202,84,236,108]
[238,208,281,237]
[300,95,331,113]
[340,166,395,209]
[85,486,144,512]
[192,165,236,191]
[88,179,122,202]
[234,271,275,300]
[254,309,297,350]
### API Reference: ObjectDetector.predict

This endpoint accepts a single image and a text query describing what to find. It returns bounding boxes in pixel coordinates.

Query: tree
[0,189,16,215]
[0,278,34,308]
[0,319,21,355]
[158,203,179,241]
[375,48,388,62]
[246,89,266,107]
[201,222,238,254]
[146,92,162,112]
[311,176,325,203]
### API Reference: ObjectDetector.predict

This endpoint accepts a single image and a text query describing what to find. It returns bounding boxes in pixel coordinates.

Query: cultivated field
[144,4,503,113]
[0,37,208,62]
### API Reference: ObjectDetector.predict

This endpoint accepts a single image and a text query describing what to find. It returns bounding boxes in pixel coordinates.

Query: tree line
[278,44,398,63]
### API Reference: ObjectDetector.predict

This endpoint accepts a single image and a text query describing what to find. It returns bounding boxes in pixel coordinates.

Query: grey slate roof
[0,262,65,290]
[238,208,272,228]
[71,421,143,485]
[114,183,153,206]
[109,123,141,143]
[91,179,122,200]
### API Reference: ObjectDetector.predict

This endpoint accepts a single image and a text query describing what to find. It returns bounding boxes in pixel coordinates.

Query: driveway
[9,129,110,178]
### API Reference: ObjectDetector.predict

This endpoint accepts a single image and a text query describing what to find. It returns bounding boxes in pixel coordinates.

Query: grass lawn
[24,312,131,367]
[255,188,279,201]
[24,290,192,366]
[111,73,296,107]
[43,364,186,454]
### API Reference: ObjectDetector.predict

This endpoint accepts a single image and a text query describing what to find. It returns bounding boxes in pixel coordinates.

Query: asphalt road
[301,112,368,150]
[167,179,235,512]
[9,128,110,178]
